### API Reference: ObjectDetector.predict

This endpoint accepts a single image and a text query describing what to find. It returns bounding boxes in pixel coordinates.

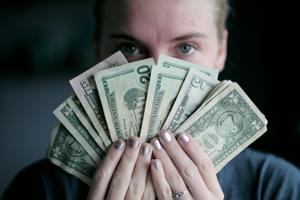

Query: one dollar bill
[176,83,267,173]
[158,54,219,80]
[67,95,107,152]
[48,124,96,185]
[53,96,105,163]
[69,51,128,147]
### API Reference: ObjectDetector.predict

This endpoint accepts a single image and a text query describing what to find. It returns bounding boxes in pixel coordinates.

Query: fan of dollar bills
[47,51,268,185]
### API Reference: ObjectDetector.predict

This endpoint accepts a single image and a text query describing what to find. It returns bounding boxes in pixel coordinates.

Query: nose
[153,53,160,64]
[149,49,168,64]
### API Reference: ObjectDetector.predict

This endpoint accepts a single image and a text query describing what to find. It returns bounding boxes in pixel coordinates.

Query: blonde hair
[213,0,230,39]
[93,0,230,42]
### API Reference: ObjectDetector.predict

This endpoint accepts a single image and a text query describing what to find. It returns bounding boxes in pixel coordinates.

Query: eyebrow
[109,31,207,43]
[173,32,208,41]
[110,32,141,43]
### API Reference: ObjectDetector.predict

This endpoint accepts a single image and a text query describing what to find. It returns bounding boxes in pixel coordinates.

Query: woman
[3,0,300,199]
[90,0,227,199]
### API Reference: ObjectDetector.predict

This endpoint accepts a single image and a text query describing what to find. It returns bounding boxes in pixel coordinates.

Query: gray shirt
[3,148,300,200]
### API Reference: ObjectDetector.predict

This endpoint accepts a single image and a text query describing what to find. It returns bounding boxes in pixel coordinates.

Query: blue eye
[120,43,141,55]
[178,43,196,55]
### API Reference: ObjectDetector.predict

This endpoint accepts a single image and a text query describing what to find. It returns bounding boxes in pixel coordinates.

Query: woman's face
[97,0,227,71]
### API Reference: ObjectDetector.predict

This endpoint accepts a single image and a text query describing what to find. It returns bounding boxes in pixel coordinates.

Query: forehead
[102,0,216,37]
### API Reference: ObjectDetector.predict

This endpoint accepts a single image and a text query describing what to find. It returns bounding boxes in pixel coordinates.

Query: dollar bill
[199,80,234,110]
[140,65,187,141]
[158,54,219,80]
[176,83,268,173]
[163,68,219,132]
[95,59,154,141]
[48,124,96,185]
[48,53,268,183]
[53,96,105,163]
[69,51,128,148]
[67,95,107,152]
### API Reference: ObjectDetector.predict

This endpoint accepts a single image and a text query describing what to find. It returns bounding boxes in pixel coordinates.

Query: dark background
[1,0,299,196]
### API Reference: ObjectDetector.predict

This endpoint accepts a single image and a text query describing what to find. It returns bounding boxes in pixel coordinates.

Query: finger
[151,138,193,199]
[125,143,152,200]
[142,172,156,200]
[151,138,185,191]
[177,132,223,198]
[106,136,141,200]
[159,130,210,199]
[150,159,173,200]
[87,140,125,200]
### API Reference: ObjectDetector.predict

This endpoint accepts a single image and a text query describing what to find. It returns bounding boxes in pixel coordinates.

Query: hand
[126,143,155,200]
[87,136,155,200]
[150,131,224,200]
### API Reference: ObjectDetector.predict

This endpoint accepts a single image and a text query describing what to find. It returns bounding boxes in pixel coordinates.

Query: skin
[88,0,228,199]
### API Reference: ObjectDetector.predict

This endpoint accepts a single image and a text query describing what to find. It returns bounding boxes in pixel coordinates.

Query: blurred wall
[1,0,299,197]
[0,1,95,196]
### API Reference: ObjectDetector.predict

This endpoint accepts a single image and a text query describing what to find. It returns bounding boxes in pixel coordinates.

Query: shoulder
[231,148,300,178]
[218,148,300,200]
[2,159,88,200]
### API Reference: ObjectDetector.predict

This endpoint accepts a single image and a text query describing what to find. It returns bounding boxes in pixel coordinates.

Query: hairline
[93,0,230,43]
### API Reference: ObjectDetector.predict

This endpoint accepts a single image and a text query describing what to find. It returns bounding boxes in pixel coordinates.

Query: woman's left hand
[150,130,224,200]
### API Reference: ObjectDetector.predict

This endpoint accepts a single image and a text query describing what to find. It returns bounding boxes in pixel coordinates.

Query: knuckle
[160,187,172,199]
[142,195,154,200]
[181,164,198,179]
[198,157,214,173]
[142,190,155,200]
[128,182,142,196]
[168,173,183,186]
[110,173,125,190]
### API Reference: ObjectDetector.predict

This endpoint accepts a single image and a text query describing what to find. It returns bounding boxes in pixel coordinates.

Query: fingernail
[178,133,190,143]
[151,139,162,150]
[128,137,140,149]
[152,160,160,169]
[141,144,150,156]
[114,140,125,150]
[160,130,172,143]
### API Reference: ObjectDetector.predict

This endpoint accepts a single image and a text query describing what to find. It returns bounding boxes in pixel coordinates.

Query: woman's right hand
[87,136,155,200]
